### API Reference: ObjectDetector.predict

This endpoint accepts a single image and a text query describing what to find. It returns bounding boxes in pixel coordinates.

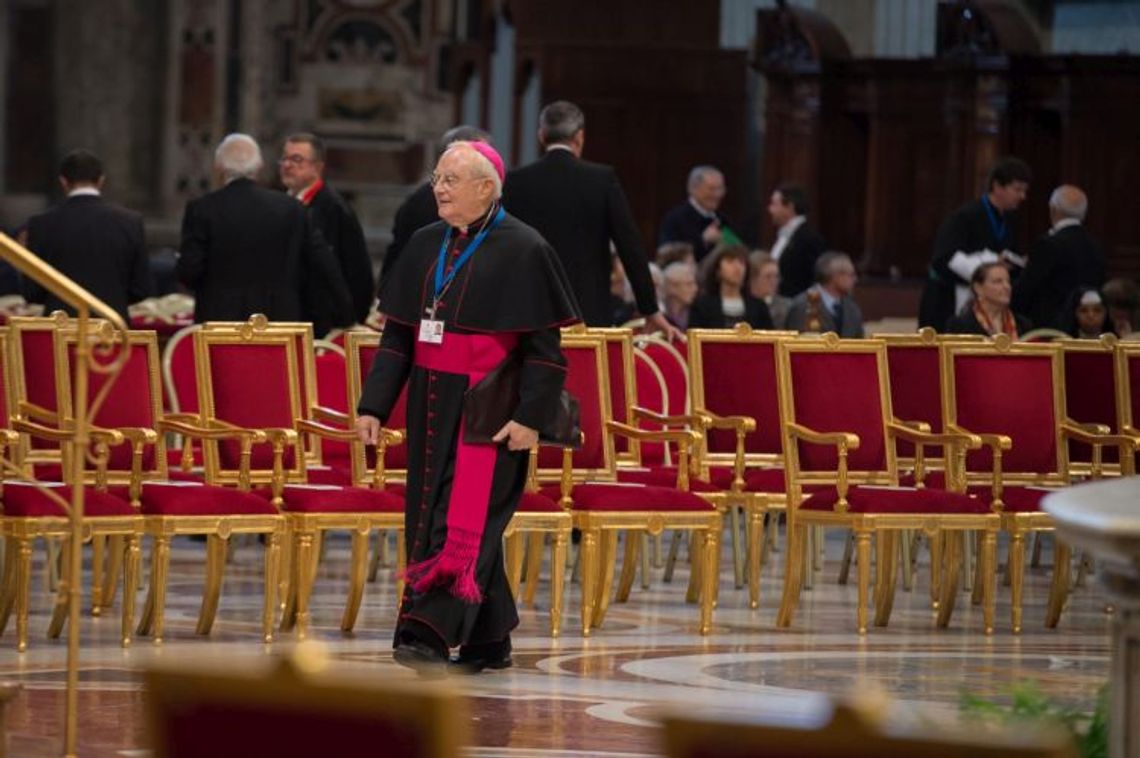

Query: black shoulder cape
[378,211,582,332]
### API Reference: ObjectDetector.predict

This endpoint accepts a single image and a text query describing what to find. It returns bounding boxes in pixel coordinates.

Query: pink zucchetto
[467,141,505,183]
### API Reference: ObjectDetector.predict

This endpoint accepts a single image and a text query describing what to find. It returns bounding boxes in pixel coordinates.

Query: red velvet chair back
[632,346,670,466]
[688,327,795,466]
[598,329,636,463]
[0,328,11,432]
[8,316,69,459]
[346,331,409,474]
[314,340,350,463]
[56,330,166,474]
[639,337,689,427]
[1060,337,1118,468]
[536,329,611,479]
[1113,343,1140,474]
[162,324,200,414]
[195,327,304,480]
[942,340,1065,477]
[777,338,892,476]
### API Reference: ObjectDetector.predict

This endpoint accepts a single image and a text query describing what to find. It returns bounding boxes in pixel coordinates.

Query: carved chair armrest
[888,422,981,489]
[296,419,356,442]
[607,421,700,491]
[311,405,350,425]
[696,410,758,493]
[629,406,703,428]
[947,423,1010,508]
[786,423,860,510]
[12,417,83,443]
[526,439,577,514]
[18,401,59,425]
[156,417,268,443]
[1060,421,1140,479]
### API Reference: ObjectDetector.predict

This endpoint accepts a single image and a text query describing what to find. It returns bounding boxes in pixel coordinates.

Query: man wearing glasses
[280,132,374,329]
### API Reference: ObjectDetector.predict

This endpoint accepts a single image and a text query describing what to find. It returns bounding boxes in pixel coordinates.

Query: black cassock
[918,198,1019,330]
[358,209,580,650]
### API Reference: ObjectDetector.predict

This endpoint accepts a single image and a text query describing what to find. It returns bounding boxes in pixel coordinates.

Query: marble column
[1045,478,1140,758]
[53,0,168,212]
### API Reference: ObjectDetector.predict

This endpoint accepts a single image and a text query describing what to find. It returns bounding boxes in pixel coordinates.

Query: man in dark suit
[379,125,491,289]
[23,150,151,322]
[767,183,827,298]
[658,166,734,263]
[177,133,352,326]
[503,101,675,336]
[1012,184,1105,330]
[785,252,864,338]
[279,132,373,328]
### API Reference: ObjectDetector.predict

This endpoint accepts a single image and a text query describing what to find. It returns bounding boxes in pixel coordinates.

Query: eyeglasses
[429,172,476,189]
[278,155,313,166]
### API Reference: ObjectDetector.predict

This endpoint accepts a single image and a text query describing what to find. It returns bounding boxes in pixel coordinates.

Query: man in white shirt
[767,183,827,298]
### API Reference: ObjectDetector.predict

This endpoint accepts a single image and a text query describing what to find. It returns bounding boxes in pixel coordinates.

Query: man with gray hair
[1012,184,1105,329]
[785,251,864,337]
[178,133,352,325]
[504,100,675,336]
[659,165,734,263]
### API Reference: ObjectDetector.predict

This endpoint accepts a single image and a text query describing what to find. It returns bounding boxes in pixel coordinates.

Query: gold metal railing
[0,231,128,758]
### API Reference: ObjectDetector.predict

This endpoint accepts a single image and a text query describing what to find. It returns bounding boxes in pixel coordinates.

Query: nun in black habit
[356,140,580,673]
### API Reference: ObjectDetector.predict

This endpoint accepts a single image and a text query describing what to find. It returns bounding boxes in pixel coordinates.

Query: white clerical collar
[545,144,575,154]
[67,187,100,198]
[1050,217,1081,235]
[778,215,806,239]
[688,197,716,220]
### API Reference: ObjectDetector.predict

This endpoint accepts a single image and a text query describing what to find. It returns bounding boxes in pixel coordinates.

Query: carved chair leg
[936,531,963,629]
[1008,529,1026,634]
[747,504,766,610]
[280,535,300,633]
[639,532,651,590]
[263,529,281,643]
[855,530,872,634]
[776,521,807,628]
[46,537,61,594]
[100,535,125,614]
[962,530,975,597]
[980,528,996,635]
[196,534,229,635]
[1045,539,1071,629]
[0,537,18,635]
[652,533,663,568]
[616,530,640,603]
[367,530,383,583]
[900,529,914,592]
[837,531,855,586]
[549,529,567,638]
[592,530,619,628]
[341,529,370,633]
[803,526,817,591]
[90,534,105,617]
[523,532,544,607]
[729,504,744,589]
[47,537,72,641]
[700,524,719,635]
[579,529,599,636]
[149,534,172,643]
[14,538,33,652]
[928,529,942,610]
[663,531,683,583]
[685,530,705,605]
[873,531,898,628]
[1030,531,1043,568]
[121,533,141,648]
[292,529,317,641]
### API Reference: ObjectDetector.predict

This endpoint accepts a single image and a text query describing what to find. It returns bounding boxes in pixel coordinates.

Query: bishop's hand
[355,414,381,445]
[493,420,539,451]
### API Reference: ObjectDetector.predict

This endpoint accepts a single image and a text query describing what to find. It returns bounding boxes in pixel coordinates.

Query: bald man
[1012,184,1105,330]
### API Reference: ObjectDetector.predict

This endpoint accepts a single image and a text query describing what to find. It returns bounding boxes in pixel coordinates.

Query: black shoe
[451,637,513,674]
[393,640,448,677]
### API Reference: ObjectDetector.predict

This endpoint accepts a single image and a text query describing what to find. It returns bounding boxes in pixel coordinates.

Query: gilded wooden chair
[159,323,203,473]
[1060,334,1121,479]
[775,335,1001,634]
[49,325,285,645]
[1113,339,1140,476]
[194,318,404,639]
[534,327,721,636]
[940,336,1133,632]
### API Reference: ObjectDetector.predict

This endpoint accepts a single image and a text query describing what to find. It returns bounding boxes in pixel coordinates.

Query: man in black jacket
[1012,184,1105,329]
[767,183,827,298]
[658,166,733,263]
[177,133,352,326]
[503,100,675,336]
[379,125,492,289]
[279,132,373,327]
[24,150,151,322]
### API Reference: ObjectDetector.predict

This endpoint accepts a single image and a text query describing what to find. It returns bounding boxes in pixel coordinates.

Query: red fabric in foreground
[541,482,713,512]
[800,485,991,514]
[137,482,278,516]
[2,483,135,517]
[280,485,403,514]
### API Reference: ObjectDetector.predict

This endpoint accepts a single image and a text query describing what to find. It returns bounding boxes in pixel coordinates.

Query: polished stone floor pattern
[0,530,1111,756]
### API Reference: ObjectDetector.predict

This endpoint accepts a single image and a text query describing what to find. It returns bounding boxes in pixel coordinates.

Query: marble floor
[0,528,1111,756]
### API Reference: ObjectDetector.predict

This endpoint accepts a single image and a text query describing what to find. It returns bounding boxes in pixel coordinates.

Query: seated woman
[1059,287,1109,339]
[748,250,792,329]
[689,243,773,329]
[944,262,1031,337]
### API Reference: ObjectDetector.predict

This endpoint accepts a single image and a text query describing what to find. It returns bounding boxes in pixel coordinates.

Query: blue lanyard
[981,195,1007,243]
[433,206,505,302]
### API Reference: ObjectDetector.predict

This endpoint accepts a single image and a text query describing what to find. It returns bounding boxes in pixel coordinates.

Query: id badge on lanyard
[419,317,445,344]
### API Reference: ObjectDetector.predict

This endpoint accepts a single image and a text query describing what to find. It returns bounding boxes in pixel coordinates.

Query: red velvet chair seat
[517,491,565,513]
[304,465,354,486]
[800,485,991,515]
[541,482,713,512]
[743,467,787,493]
[279,485,404,514]
[2,482,135,518]
[33,461,202,483]
[897,472,1050,513]
[135,482,279,516]
[616,466,726,492]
